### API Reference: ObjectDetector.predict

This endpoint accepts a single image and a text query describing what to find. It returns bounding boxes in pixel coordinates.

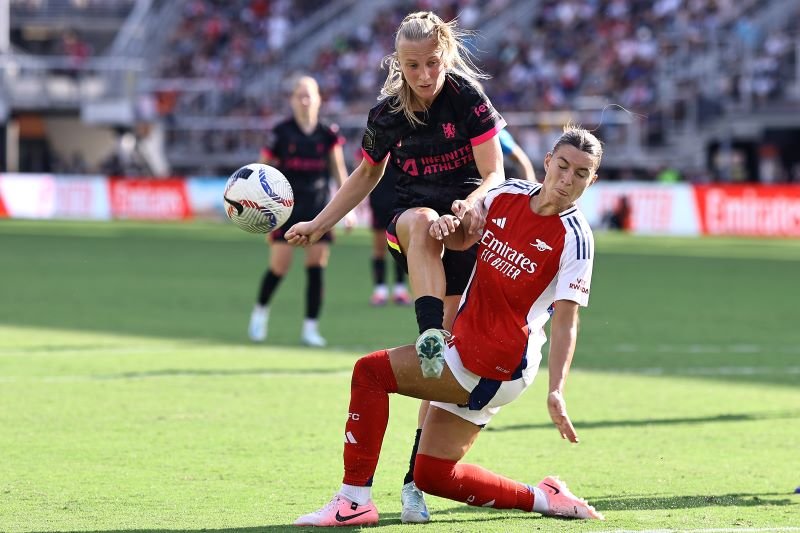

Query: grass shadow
[591,492,797,511]
[485,410,800,432]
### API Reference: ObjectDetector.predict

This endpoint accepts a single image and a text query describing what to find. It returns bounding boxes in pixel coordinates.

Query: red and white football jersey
[452,179,594,381]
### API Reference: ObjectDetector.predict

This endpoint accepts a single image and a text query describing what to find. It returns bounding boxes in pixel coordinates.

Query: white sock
[303,318,318,333]
[393,284,407,293]
[253,304,267,314]
[532,486,549,513]
[373,285,388,298]
[340,484,371,506]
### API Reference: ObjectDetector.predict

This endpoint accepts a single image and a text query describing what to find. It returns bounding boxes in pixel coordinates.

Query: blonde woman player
[248,75,349,347]
[285,12,506,521]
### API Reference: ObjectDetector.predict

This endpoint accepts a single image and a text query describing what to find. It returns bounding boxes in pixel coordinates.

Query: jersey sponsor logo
[282,157,327,172]
[568,278,590,295]
[472,103,492,117]
[401,158,419,176]
[442,122,456,139]
[532,238,552,251]
[479,229,538,279]
[491,217,506,228]
[397,146,475,177]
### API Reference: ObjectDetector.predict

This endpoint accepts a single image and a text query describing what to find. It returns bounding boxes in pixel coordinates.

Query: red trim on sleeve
[470,119,507,147]
[360,147,389,166]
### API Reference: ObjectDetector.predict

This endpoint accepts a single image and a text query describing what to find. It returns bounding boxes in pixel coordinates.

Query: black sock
[403,428,423,485]
[372,257,386,286]
[257,270,283,306]
[395,261,406,284]
[414,295,444,334]
[306,266,323,319]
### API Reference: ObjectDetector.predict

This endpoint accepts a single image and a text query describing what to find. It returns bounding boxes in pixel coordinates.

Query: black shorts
[369,193,395,231]
[385,212,477,296]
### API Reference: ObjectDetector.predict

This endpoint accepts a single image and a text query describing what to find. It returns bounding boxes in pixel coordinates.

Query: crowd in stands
[149,0,798,179]
[7,0,799,180]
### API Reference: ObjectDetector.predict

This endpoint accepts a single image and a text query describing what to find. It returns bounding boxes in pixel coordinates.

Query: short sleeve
[360,102,394,165]
[325,123,345,150]
[261,127,279,161]
[555,218,594,307]
[460,82,506,147]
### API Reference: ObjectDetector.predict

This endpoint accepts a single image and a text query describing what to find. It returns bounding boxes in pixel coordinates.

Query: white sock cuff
[340,484,372,506]
[532,485,549,513]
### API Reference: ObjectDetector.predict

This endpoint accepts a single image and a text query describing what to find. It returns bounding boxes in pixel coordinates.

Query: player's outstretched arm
[547,300,581,443]
[286,157,386,246]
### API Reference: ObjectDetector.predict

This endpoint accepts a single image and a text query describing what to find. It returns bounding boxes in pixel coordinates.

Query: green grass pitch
[0,219,798,532]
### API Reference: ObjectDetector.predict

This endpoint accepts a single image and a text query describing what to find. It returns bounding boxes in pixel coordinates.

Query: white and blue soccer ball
[223,163,294,233]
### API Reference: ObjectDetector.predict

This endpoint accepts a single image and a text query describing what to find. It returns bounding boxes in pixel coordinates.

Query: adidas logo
[344,431,358,444]
[491,217,507,229]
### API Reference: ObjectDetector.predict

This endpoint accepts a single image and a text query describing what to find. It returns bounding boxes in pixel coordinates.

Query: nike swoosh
[224,196,244,215]
[335,509,371,522]
[543,482,560,494]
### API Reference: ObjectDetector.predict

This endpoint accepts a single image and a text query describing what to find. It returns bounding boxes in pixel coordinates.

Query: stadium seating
[2,0,799,179]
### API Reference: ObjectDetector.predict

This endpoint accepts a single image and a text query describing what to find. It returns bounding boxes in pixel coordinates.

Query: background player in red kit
[248,75,349,347]
[285,12,506,520]
[293,124,605,527]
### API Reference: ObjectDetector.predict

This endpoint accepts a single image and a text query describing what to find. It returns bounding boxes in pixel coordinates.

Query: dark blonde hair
[552,122,604,170]
[380,11,488,126]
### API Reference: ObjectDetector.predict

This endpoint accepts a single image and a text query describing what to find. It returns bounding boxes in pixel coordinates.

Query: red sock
[414,453,534,511]
[342,350,398,486]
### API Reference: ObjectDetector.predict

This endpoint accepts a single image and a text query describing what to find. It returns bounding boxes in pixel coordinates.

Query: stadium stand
[1,0,799,181]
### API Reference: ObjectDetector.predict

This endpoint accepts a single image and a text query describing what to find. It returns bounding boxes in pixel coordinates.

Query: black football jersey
[261,119,342,221]
[361,73,506,215]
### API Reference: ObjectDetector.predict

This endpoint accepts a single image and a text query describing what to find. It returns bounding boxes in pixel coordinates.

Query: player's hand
[547,390,579,443]
[451,198,486,235]
[284,221,322,247]
[429,214,461,240]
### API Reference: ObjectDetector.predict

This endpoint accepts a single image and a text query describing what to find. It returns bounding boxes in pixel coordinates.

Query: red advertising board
[694,184,800,237]
[109,178,191,220]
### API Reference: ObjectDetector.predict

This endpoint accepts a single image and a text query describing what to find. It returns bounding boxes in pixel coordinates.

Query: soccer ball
[223,163,294,233]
